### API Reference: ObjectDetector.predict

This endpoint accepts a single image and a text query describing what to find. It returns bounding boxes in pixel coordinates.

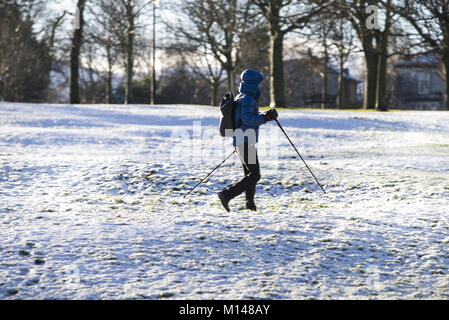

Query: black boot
[218,191,231,212]
[245,184,257,211]
[246,200,257,211]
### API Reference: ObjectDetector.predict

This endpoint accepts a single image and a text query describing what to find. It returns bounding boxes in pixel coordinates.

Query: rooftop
[395,54,441,68]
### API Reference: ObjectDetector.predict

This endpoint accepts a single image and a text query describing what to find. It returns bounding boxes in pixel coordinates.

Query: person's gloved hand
[264,109,278,122]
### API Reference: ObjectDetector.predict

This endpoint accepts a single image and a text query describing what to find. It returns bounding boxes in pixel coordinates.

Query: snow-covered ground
[1,102,449,299]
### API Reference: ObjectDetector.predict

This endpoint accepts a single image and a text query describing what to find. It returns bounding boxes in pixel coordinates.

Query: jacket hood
[239,69,263,99]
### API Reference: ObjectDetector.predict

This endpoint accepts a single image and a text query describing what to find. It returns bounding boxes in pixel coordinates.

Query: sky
[51,0,76,13]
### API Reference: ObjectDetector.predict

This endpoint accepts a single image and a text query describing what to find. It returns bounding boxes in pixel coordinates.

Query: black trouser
[223,143,260,203]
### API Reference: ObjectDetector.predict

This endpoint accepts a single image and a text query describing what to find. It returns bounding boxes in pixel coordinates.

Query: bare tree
[69,0,86,104]
[47,10,67,54]
[150,1,156,105]
[122,0,136,104]
[392,0,449,110]
[375,0,394,111]
[105,0,153,104]
[189,51,225,106]
[80,41,105,103]
[251,0,334,108]
[169,0,251,95]
[342,0,381,109]
[88,0,120,104]
[238,23,270,105]
[330,12,358,108]
[0,0,51,102]
[310,14,335,109]
[300,15,335,108]
[165,39,226,106]
[341,0,401,110]
[188,46,226,106]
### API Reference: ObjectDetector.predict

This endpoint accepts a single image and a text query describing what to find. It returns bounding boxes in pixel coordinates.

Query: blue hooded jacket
[233,69,266,145]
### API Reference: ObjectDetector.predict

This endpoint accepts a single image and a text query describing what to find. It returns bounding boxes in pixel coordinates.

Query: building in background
[284,58,362,108]
[395,55,446,110]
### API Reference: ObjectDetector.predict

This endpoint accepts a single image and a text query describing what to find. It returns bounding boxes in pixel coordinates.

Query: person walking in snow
[218,69,278,212]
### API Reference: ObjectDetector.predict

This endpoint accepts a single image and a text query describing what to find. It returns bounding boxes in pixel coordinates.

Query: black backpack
[219,92,237,137]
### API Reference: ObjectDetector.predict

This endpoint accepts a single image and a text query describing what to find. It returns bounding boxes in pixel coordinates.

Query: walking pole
[183,150,236,198]
[275,119,326,194]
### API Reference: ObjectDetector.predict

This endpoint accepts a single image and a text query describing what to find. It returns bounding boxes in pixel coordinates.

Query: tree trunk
[337,59,344,109]
[150,62,156,105]
[375,39,388,111]
[150,61,156,104]
[270,31,285,108]
[376,0,391,111]
[106,70,113,104]
[69,0,85,104]
[364,49,378,109]
[321,46,329,109]
[321,70,328,109]
[125,5,135,105]
[105,42,113,104]
[211,82,219,106]
[227,68,235,95]
[150,1,156,105]
[445,58,449,110]
[125,43,134,104]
